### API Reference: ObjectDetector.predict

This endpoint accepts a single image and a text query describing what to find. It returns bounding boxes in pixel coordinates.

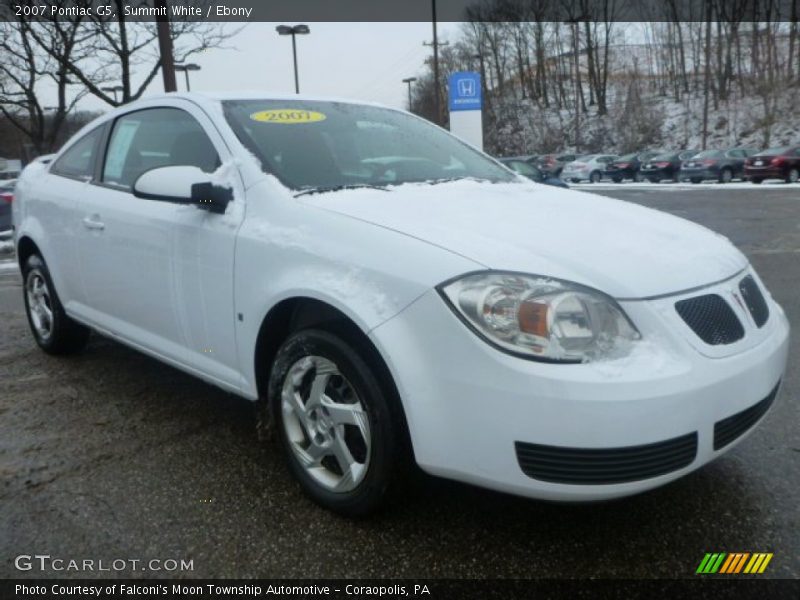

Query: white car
[561,154,618,183]
[13,93,789,515]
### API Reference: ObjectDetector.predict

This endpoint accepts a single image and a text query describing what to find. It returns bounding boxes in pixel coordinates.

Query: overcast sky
[69,22,462,113]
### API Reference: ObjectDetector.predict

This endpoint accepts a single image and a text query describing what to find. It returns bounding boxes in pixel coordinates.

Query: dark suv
[744,147,800,183]
[679,148,757,183]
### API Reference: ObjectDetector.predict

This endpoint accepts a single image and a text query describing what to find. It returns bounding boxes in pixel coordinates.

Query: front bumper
[369,280,789,502]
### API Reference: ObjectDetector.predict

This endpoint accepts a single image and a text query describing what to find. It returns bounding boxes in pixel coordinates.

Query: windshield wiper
[294,183,390,198]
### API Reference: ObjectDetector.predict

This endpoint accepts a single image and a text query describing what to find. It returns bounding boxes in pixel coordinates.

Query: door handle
[82,215,105,231]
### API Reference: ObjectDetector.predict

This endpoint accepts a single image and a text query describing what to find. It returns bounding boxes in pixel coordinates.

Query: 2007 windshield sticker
[249,109,326,124]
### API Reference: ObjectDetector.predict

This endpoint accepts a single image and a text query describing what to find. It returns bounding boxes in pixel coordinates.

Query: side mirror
[132,165,232,215]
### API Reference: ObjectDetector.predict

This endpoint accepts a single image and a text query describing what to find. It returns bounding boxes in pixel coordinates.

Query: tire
[22,254,90,355]
[691,178,702,184]
[786,168,799,184]
[589,170,601,183]
[269,328,399,516]
[612,177,623,183]
[750,178,763,184]
[647,177,660,183]
[571,178,580,183]
[719,168,733,183]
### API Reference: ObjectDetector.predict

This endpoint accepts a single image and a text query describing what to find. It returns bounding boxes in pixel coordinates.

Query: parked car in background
[745,146,800,184]
[640,150,699,183]
[0,179,15,232]
[560,154,618,183]
[604,151,661,182]
[498,157,569,188]
[537,153,577,177]
[679,148,757,183]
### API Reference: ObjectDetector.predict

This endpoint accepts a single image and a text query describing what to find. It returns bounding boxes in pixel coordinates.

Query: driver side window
[102,107,220,190]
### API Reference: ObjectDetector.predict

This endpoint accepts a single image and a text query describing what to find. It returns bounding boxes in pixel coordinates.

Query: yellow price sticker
[249,109,326,124]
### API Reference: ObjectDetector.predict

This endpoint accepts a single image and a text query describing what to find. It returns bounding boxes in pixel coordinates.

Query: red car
[745,146,800,184]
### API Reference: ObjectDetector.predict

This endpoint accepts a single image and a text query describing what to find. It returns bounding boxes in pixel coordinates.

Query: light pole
[102,85,124,103]
[276,24,310,94]
[174,63,201,91]
[402,77,417,109]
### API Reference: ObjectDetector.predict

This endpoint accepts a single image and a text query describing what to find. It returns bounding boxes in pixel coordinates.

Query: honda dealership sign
[448,71,483,150]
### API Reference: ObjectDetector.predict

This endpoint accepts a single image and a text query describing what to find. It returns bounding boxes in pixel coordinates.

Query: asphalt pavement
[1,184,798,579]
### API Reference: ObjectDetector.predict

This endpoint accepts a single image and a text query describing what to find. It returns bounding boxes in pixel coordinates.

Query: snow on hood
[299,179,747,299]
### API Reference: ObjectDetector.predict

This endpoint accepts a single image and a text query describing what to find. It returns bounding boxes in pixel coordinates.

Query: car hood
[300,180,747,299]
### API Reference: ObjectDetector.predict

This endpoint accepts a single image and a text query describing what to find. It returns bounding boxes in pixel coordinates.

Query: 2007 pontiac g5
[13,93,789,515]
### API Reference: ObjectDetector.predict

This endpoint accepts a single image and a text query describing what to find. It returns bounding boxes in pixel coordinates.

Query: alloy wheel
[280,355,371,493]
[25,269,54,341]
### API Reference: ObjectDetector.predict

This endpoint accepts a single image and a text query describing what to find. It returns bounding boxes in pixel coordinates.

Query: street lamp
[102,85,124,103]
[174,63,201,91]
[276,24,310,94]
[402,77,417,109]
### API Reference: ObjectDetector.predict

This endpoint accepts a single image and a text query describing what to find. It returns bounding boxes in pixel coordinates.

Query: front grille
[675,294,744,345]
[739,275,769,327]
[713,383,779,450]
[515,432,697,485]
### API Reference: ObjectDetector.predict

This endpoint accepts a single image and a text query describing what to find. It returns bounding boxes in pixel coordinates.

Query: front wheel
[22,254,89,354]
[611,177,623,183]
[786,168,799,184]
[691,178,702,184]
[269,329,399,516]
[750,178,763,184]
[589,170,601,183]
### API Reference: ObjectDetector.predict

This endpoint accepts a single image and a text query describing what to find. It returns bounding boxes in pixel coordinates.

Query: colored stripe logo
[696,552,773,574]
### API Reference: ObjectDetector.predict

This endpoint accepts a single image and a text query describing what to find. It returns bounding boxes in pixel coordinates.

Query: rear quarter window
[51,126,104,180]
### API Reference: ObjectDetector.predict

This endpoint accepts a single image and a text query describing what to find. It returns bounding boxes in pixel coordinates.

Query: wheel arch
[16,235,42,271]
[253,296,414,457]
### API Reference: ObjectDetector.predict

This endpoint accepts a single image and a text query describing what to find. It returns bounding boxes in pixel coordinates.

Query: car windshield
[222,100,516,191]
[693,150,723,158]
[760,147,790,155]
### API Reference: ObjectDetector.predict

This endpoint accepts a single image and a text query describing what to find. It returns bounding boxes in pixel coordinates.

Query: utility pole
[423,0,448,126]
[402,77,417,109]
[155,0,177,93]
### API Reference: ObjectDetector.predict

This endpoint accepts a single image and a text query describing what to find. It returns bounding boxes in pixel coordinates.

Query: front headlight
[438,271,640,363]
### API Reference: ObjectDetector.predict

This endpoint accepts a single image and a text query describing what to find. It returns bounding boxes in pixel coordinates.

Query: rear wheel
[589,170,601,183]
[22,254,89,354]
[611,176,623,183]
[786,168,799,184]
[719,168,733,183]
[647,177,660,183]
[750,178,763,184]
[691,177,702,184]
[269,328,399,516]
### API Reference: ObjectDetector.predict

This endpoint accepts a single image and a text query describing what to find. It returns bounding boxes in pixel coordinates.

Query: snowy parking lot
[1,184,799,579]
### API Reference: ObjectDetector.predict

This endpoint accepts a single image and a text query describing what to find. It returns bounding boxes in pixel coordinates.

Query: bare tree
[27,0,239,106]
[0,15,88,155]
